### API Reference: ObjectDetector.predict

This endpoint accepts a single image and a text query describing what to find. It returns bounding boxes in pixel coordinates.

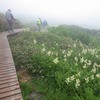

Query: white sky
[0,0,100,29]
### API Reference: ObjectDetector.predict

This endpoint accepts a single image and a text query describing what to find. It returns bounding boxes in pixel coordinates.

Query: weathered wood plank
[0,93,22,100]
[0,29,24,100]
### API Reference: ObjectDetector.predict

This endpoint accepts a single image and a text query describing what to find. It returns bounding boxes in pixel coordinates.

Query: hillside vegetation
[9,25,100,100]
[0,12,23,32]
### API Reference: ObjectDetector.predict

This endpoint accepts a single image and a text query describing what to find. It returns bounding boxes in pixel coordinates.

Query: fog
[0,0,100,29]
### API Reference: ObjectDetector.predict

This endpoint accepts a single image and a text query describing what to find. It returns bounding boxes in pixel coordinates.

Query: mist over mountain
[0,0,100,29]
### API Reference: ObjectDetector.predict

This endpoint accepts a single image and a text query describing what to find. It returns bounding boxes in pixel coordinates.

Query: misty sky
[0,0,100,29]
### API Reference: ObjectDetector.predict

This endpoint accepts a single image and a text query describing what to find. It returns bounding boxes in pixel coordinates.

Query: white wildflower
[42,43,45,46]
[74,57,78,62]
[92,49,96,55]
[93,63,97,68]
[41,47,45,52]
[83,64,87,68]
[64,58,67,61]
[85,77,89,83]
[75,79,80,88]
[34,39,37,44]
[70,75,75,81]
[80,57,84,63]
[90,75,94,80]
[64,55,67,58]
[65,77,71,84]
[62,50,65,54]
[56,43,58,46]
[98,64,100,68]
[47,51,51,56]
[84,59,87,63]
[79,41,83,47]
[70,50,73,53]
[91,67,96,73]
[77,72,81,77]
[73,44,76,48]
[96,74,100,78]
[67,51,72,57]
[82,49,87,54]
[53,57,59,64]
[89,49,95,55]
[68,45,71,47]
[95,55,99,58]
[87,60,92,66]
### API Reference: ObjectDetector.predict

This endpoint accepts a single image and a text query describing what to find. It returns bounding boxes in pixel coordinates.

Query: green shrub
[9,26,100,100]
[20,82,33,100]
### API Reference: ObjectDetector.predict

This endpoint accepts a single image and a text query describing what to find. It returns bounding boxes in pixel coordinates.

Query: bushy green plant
[49,25,92,45]
[9,26,100,100]
[20,82,33,100]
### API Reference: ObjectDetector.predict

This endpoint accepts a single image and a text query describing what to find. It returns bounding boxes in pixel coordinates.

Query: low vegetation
[9,25,100,100]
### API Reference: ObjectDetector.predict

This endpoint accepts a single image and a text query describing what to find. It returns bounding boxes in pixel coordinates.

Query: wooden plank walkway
[0,29,24,100]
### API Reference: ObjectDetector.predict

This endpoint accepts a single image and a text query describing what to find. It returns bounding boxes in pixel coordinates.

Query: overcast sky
[0,0,100,29]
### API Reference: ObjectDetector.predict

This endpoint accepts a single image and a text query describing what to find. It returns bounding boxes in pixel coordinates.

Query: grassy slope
[9,25,100,100]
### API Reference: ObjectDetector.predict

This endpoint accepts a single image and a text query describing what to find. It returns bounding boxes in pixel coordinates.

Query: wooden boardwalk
[0,29,24,100]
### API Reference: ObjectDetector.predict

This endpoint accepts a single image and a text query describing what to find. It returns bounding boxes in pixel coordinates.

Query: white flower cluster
[74,57,78,62]
[53,57,59,64]
[82,49,87,54]
[85,77,89,83]
[37,37,100,90]
[96,74,100,78]
[73,44,76,48]
[34,39,37,44]
[41,47,46,52]
[47,51,52,56]
[67,50,73,57]
[75,79,80,88]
